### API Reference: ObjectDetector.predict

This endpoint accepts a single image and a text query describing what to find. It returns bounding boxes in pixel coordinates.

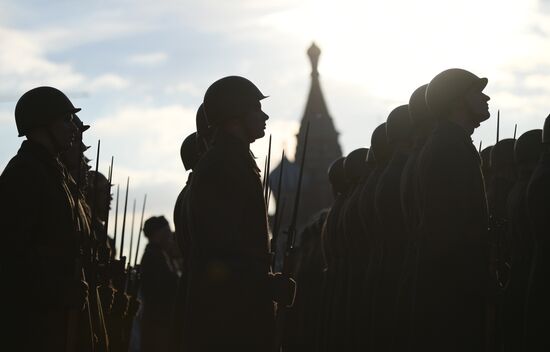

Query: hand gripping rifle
[272,122,310,352]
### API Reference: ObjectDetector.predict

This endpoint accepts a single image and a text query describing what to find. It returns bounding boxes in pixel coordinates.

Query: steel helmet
[203,76,267,127]
[15,86,81,137]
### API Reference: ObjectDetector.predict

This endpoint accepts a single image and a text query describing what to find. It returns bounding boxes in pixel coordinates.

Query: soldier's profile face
[465,87,490,124]
[50,113,78,151]
[243,101,269,142]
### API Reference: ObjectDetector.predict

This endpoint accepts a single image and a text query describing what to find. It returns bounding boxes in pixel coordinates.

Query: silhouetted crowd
[1,68,549,352]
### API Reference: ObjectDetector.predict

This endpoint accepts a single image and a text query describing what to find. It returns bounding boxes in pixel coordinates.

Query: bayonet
[127,198,136,270]
[513,124,517,139]
[264,134,272,203]
[104,156,114,245]
[119,177,130,263]
[90,140,101,262]
[112,184,120,261]
[134,194,147,267]
[479,140,483,154]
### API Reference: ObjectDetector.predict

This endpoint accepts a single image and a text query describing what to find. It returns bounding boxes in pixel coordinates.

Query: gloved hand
[270,273,297,307]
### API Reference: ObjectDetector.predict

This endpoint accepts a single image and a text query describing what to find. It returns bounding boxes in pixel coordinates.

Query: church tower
[270,43,342,234]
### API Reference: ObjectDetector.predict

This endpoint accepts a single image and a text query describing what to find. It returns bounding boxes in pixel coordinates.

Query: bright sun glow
[262,0,535,101]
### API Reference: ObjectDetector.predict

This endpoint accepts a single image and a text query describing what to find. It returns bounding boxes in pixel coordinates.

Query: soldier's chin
[478,110,490,123]
[255,130,266,139]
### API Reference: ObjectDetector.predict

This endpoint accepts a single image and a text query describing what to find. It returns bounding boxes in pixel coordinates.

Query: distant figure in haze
[139,216,180,352]
[185,76,291,352]
[0,86,90,351]
[411,69,491,352]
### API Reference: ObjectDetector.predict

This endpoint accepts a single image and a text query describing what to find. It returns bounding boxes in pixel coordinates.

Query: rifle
[271,150,286,269]
[272,122,310,352]
[112,184,120,261]
[120,177,130,263]
[134,194,147,267]
[91,140,101,259]
[104,156,114,252]
[127,199,136,271]
[264,134,272,203]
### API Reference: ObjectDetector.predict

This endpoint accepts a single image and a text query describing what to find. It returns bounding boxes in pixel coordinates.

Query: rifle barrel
[120,177,130,260]
[128,198,136,269]
[112,184,120,260]
[264,134,272,202]
[90,140,101,244]
[134,194,147,266]
[104,156,114,241]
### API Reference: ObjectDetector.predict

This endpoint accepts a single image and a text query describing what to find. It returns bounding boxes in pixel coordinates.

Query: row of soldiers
[0,86,150,351]
[282,72,550,352]
[173,69,550,352]
[2,68,549,352]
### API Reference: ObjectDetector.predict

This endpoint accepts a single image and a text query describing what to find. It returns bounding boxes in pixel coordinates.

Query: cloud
[164,82,203,97]
[89,74,130,91]
[0,26,85,98]
[128,52,168,66]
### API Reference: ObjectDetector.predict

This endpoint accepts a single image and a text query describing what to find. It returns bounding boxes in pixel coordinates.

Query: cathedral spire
[270,42,342,233]
[308,42,321,77]
[301,42,330,123]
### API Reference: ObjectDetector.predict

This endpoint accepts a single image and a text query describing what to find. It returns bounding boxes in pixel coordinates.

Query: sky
[1,0,549,260]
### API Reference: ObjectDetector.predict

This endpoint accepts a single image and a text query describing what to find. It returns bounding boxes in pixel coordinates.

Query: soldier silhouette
[318,157,350,352]
[184,76,290,352]
[357,122,392,350]
[398,84,436,351]
[0,86,89,351]
[172,130,201,351]
[373,105,413,352]
[502,129,542,351]
[524,115,550,351]
[410,69,491,352]
[140,216,180,352]
[340,147,371,349]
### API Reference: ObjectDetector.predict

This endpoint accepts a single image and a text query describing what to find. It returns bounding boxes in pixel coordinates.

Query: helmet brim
[476,78,488,91]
